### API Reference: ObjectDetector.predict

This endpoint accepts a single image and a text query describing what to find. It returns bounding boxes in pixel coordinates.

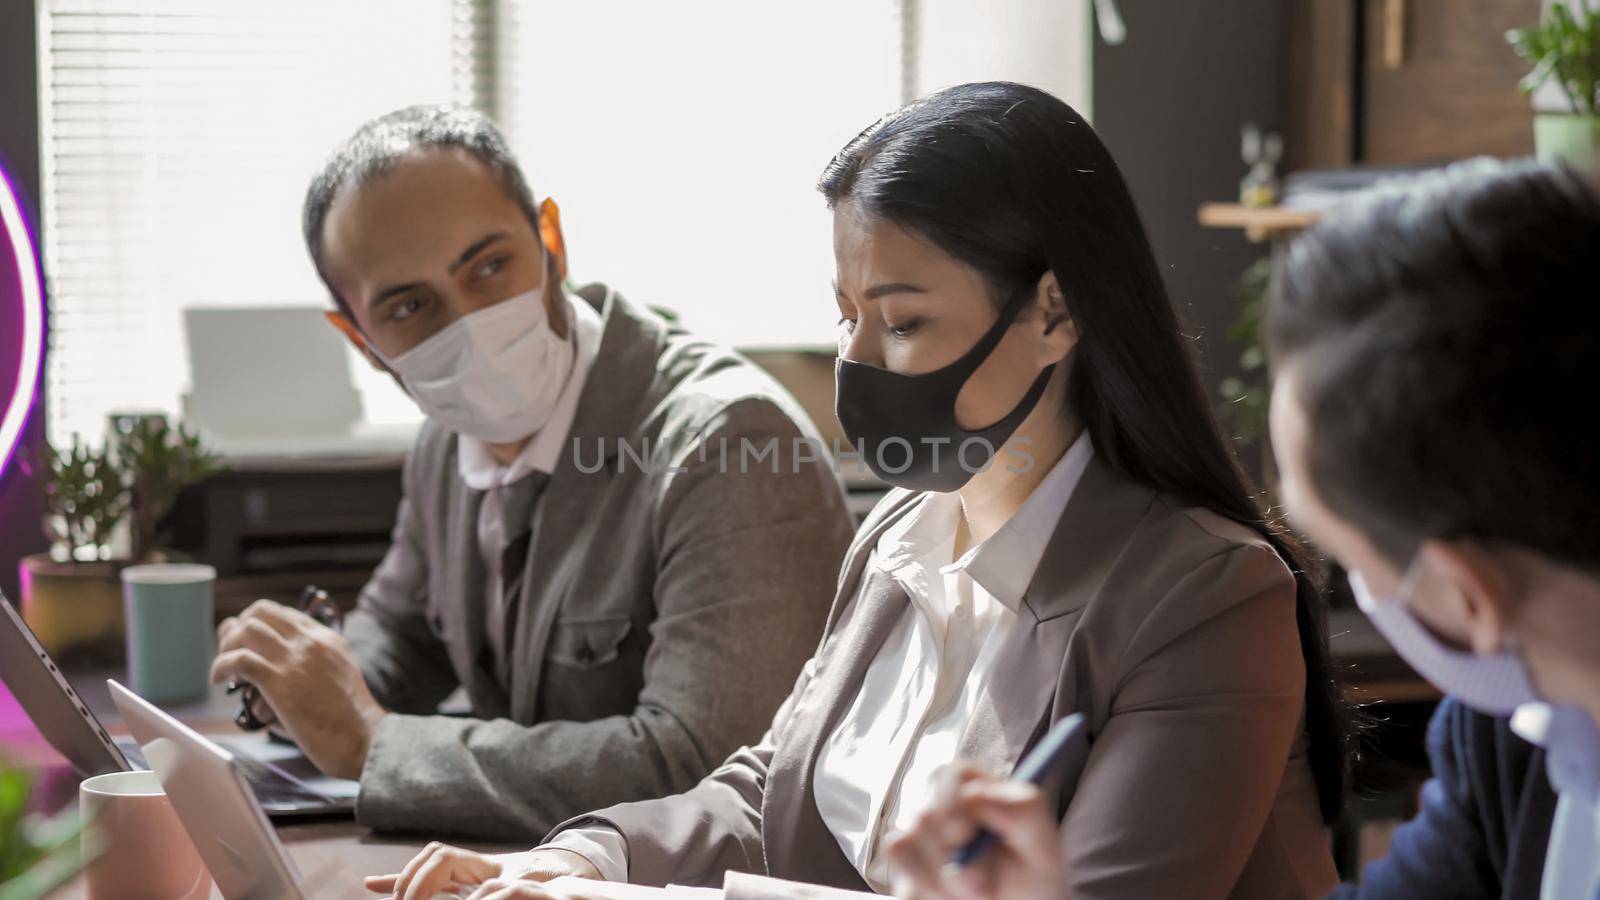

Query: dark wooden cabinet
[1287,0,1538,167]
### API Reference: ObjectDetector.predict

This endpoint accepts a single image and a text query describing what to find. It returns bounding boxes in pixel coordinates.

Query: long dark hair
[819,82,1349,823]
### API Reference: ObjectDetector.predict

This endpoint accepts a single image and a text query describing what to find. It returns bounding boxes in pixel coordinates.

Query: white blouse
[545,435,1094,890]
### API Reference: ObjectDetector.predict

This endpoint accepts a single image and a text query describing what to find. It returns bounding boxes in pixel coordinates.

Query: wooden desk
[50,821,453,900]
[18,616,1430,896]
[19,672,519,898]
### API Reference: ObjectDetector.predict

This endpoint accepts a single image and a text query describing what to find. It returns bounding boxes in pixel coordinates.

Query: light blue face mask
[1348,564,1538,715]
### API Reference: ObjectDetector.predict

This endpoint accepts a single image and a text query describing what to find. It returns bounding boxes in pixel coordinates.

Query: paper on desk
[490,873,878,900]
[721,872,879,900]
[543,876,723,898]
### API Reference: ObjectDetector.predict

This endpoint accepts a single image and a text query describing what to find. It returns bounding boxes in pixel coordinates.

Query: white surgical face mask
[1349,564,1538,714]
[378,281,575,444]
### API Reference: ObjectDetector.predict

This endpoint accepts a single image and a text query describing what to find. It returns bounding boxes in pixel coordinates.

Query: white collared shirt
[815,433,1093,890]
[1511,702,1600,899]
[458,291,603,668]
[541,434,1095,888]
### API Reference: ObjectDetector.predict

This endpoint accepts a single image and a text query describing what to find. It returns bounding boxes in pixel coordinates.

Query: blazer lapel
[957,455,1158,793]
[763,569,908,888]
[508,286,668,722]
[762,498,921,888]
[1020,454,1157,622]
[445,474,509,715]
[954,609,1085,773]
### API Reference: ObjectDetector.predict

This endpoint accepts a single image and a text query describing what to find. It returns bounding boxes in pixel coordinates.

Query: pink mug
[80,770,213,899]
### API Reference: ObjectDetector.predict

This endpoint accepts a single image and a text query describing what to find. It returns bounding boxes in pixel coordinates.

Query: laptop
[109,679,309,900]
[0,592,356,817]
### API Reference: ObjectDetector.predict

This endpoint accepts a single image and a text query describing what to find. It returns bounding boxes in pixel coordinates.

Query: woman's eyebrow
[864,282,927,300]
[835,281,930,301]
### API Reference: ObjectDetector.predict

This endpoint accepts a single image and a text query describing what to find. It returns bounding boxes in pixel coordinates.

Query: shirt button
[955,606,969,619]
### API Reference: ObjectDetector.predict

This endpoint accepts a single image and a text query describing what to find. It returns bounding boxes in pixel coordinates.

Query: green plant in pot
[0,756,88,899]
[18,437,129,660]
[1508,0,1600,168]
[113,416,226,565]
[16,418,223,660]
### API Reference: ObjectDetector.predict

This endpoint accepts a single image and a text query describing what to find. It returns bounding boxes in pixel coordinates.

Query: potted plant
[1508,1,1600,168]
[17,436,128,659]
[16,417,222,659]
[112,416,226,565]
[0,756,87,900]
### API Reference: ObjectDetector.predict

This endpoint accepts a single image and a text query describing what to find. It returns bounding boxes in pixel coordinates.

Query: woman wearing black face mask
[368,82,1348,900]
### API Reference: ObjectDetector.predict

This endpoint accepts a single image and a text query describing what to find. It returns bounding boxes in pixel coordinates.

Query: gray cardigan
[344,284,855,841]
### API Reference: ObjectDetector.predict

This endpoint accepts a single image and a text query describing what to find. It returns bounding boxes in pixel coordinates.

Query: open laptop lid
[0,591,131,775]
[109,679,305,900]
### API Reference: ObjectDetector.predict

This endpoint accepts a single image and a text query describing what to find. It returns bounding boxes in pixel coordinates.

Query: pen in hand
[950,712,1089,868]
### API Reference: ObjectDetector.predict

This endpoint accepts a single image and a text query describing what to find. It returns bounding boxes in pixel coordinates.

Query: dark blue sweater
[1331,698,1558,899]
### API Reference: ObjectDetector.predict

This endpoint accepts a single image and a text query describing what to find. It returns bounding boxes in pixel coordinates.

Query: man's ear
[1031,271,1078,366]
[324,309,386,372]
[539,197,568,281]
[1419,539,1521,655]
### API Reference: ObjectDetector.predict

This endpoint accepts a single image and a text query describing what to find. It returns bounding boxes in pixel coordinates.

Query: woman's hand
[365,844,602,899]
[885,764,1068,900]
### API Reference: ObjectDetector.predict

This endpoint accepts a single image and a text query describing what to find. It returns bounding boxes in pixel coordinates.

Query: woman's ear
[539,197,569,281]
[1032,271,1079,366]
[324,309,387,373]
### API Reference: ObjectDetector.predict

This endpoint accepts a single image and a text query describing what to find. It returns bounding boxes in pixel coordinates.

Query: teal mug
[121,563,216,702]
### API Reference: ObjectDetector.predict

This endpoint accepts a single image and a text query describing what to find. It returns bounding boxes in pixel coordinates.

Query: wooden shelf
[1198,202,1323,242]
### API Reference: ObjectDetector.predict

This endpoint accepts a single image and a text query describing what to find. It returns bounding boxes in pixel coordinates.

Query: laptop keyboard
[231,756,333,808]
[120,740,331,809]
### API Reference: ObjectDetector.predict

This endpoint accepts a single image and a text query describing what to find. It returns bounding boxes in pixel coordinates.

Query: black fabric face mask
[835,289,1055,493]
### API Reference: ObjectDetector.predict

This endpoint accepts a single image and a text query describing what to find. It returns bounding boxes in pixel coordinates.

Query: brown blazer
[549,454,1339,898]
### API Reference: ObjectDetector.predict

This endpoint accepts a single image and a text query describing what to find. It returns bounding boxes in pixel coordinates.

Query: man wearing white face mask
[208,106,855,843]
[1266,160,1600,899]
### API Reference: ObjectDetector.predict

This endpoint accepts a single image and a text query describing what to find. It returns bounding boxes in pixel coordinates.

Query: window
[38,0,478,443]
[37,1,909,444]
[502,2,902,351]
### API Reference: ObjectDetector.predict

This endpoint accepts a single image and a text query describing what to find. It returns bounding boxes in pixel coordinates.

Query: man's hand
[365,844,603,899]
[886,763,1068,900]
[211,599,387,780]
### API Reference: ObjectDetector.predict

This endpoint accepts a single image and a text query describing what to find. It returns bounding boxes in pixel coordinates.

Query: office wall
[1092,0,1285,466]
[1,0,47,602]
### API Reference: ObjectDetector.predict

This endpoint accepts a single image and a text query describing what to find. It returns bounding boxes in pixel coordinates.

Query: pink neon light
[0,163,45,477]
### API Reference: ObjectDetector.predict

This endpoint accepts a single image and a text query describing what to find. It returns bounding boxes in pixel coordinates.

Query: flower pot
[18,554,125,663]
[1534,113,1600,169]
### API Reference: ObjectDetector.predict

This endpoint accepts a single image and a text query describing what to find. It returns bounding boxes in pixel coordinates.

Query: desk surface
[0,672,516,899]
[49,820,458,900]
[5,611,1430,896]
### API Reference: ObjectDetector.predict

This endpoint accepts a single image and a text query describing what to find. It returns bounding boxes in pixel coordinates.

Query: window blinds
[38,0,487,443]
